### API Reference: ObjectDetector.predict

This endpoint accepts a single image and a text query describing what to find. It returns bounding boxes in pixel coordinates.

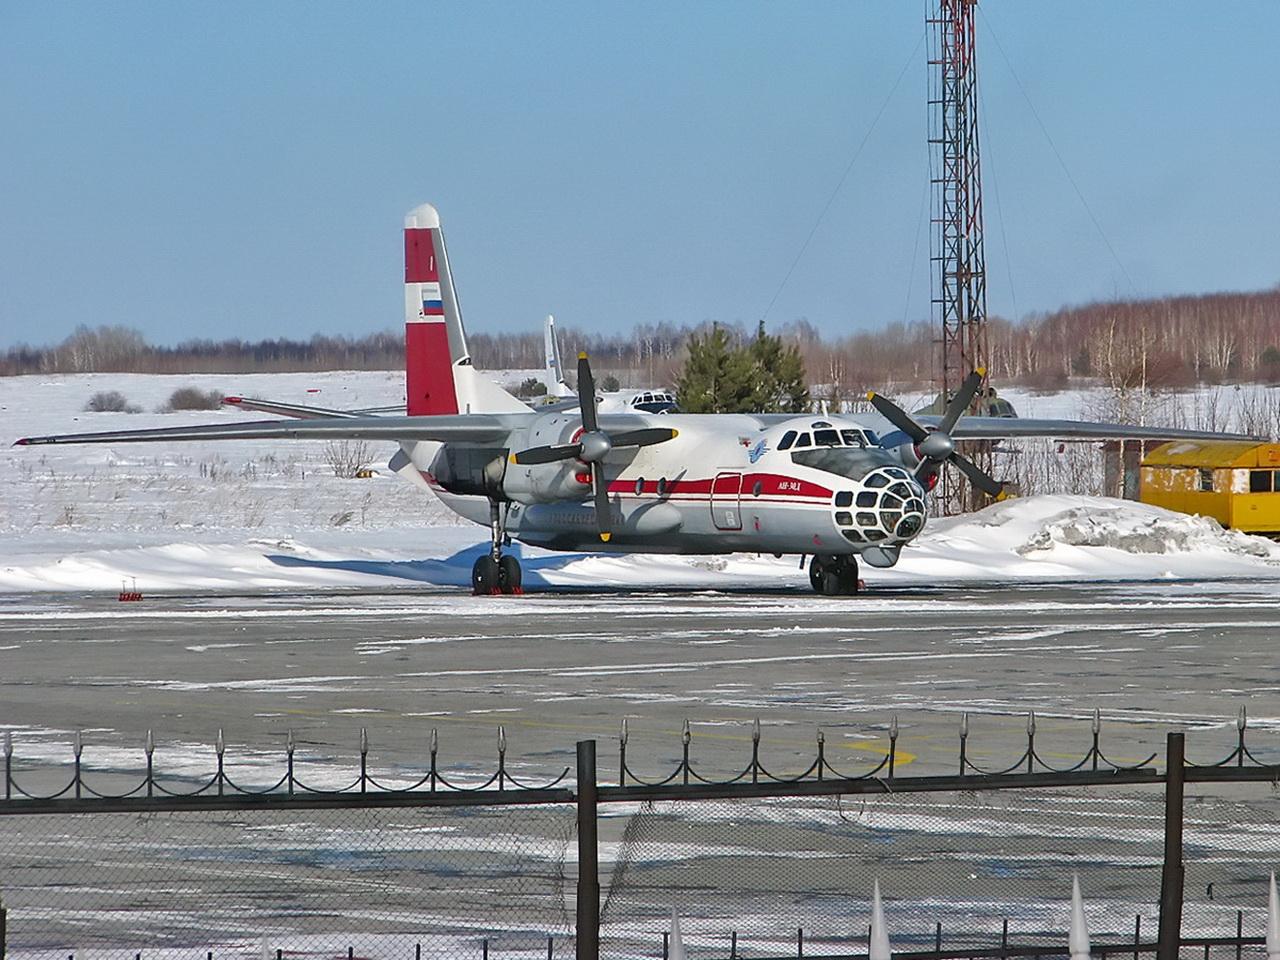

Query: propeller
[866,369,1004,498]
[510,353,678,542]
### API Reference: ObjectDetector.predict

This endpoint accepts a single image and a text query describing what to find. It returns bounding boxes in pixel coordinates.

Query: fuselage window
[752,480,764,497]
[635,477,645,496]
[813,429,840,447]
[657,477,668,496]
[778,430,797,451]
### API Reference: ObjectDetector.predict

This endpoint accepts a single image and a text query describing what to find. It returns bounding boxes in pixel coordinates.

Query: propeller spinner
[510,353,678,542]
[867,369,1004,498]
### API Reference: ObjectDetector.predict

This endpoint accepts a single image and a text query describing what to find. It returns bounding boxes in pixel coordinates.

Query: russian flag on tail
[420,281,444,317]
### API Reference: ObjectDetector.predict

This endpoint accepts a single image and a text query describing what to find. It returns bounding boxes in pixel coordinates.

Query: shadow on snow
[263,541,591,588]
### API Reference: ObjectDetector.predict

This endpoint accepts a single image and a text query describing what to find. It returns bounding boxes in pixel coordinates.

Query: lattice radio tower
[928,0,993,511]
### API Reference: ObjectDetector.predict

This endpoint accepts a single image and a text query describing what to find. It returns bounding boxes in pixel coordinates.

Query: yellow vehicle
[1140,441,1280,534]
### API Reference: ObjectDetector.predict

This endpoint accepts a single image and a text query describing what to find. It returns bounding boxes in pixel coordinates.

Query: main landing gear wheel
[473,498,523,596]
[498,555,523,595]
[472,555,500,595]
[809,554,861,596]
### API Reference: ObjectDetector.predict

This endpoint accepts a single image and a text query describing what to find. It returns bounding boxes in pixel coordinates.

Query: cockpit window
[864,430,879,446]
[813,429,841,447]
[794,432,811,448]
[840,429,865,447]
[778,430,797,451]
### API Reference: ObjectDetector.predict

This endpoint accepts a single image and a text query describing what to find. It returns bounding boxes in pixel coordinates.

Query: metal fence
[1,719,1278,960]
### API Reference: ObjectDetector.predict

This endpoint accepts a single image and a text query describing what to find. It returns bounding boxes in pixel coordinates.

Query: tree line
[3,285,1278,393]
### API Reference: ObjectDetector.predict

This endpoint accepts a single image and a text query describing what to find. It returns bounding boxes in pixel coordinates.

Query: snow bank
[2,494,1276,594]
[882,495,1280,584]
[4,373,1278,592]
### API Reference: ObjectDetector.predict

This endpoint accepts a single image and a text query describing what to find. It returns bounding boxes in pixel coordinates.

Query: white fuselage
[403,411,927,558]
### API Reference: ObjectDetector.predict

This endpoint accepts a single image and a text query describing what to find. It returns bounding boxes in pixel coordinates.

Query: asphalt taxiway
[2,579,1274,782]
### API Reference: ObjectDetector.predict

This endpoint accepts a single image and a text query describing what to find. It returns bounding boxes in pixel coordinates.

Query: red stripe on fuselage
[405,228,440,283]
[405,321,457,415]
[607,474,832,499]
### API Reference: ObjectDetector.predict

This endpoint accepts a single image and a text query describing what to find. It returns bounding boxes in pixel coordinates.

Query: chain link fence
[2,745,1278,960]
[0,804,576,960]
[599,785,1280,960]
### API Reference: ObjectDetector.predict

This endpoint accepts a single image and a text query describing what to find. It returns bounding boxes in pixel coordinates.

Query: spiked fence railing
[2,710,1277,814]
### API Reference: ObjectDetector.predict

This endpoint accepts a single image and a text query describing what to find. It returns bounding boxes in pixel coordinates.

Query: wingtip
[222,396,243,405]
[13,438,30,446]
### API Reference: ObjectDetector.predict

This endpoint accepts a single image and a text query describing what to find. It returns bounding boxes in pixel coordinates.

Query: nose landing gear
[809,554,861,596]
[472,499,523,595]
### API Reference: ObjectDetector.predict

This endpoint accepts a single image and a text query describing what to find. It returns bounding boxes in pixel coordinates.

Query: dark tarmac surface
[2,579,1279,956]
[2,579,1276,782]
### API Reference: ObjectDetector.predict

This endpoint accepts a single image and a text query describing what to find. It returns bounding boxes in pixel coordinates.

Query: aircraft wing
[221,396,362,419]
[13,413,526,447]
[920,415,1265,444]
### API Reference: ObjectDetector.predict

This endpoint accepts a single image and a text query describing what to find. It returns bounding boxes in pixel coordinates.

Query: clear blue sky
[2,2,1277,348]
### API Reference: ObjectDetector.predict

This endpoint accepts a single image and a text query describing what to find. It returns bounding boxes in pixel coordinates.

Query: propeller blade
[867,391,929,444]
[949,452,1004,498]
[608,427,679,449]
[511,443,582,465]
[939,368,985,434]
[592,460,612,542]
[577,353,598,434]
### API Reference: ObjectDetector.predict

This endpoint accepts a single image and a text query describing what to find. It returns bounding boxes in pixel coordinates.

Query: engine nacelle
[502,459,592,504]
[891,441,922,472]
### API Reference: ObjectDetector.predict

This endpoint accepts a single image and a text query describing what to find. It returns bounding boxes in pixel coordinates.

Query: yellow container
[1140,441,1280,534]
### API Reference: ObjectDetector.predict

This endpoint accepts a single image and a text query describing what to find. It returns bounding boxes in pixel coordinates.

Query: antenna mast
[928,0,992,510]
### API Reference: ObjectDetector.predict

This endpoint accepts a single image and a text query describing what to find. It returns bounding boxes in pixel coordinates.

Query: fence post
[1157,732,1185,960]
[576,740,600,960]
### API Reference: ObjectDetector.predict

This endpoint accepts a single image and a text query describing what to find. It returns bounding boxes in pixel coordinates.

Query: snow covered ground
[3,371,1279,593]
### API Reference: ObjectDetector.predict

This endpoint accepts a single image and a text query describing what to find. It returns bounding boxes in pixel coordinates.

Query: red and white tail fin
[404,204,460,415]
[404,204,526,416]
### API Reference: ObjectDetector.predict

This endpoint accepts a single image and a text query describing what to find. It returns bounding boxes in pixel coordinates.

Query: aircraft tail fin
[403,204,526,415]
[543,314,575,398]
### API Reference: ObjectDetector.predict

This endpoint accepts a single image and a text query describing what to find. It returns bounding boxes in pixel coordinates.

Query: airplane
[543,313,678,414]
[13,203,1259,597]
[542,314,575,400]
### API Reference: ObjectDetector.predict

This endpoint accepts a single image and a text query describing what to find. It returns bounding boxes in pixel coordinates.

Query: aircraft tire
[837,556,860,595]
[472,555,500,596]
[821,570,843,596]
[808,556,827,593]
[498,555,523,595]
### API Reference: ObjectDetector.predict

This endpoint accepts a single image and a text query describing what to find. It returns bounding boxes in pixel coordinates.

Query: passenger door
[710,471,743,531]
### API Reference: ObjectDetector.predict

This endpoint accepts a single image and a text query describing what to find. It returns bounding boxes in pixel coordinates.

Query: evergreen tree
[675,324,754,413]
[676,322,808,414]
[746,321,809,413]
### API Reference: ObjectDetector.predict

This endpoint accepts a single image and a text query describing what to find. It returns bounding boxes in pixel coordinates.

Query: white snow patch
[5,373,1280,592]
